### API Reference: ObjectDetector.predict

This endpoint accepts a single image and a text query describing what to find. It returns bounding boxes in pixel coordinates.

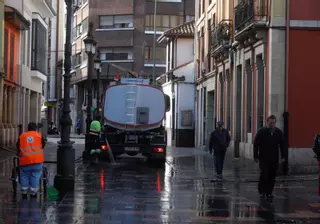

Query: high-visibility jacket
[19,131,44,166]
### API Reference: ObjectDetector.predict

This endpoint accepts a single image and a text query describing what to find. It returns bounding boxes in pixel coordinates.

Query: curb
[209,177,318,183]
[48,135,85,139]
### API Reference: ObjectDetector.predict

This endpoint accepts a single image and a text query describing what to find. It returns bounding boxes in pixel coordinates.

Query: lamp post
[83,22,97,152]
[94,56,101,121]
[53,0,75,192]
[152,0,157,85]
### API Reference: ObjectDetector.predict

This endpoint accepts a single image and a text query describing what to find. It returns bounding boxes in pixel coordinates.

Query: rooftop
[158,20,195,43]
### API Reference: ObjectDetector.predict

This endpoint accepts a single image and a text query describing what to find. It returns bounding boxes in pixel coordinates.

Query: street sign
[121,78,149,85]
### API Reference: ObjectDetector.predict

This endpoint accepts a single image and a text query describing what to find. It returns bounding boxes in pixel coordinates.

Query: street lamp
[83,22,97,155]
[84,36,96,55]
[94,56,101,121]
[54,0,76,192]
[152,0,157,85]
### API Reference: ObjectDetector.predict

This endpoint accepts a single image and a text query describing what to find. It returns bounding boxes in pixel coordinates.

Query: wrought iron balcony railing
[211,20,232,51]
[234,0,268,32]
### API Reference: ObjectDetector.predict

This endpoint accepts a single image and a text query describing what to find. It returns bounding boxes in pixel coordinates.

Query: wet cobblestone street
[0,141,319,223]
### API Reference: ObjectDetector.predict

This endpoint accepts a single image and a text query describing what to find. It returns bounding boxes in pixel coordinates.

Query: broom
[41,165,59,201]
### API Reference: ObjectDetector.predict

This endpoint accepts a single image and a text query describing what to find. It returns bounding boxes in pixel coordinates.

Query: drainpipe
[282,0,290,175]
[193,30,197,147]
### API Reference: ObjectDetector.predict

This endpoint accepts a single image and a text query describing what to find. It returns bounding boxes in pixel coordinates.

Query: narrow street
[0,139,318,223]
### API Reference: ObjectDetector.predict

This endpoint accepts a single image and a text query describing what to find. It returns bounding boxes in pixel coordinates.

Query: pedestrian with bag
[209,121,231,179]
[253,115,286,199]
[16,122,46,199]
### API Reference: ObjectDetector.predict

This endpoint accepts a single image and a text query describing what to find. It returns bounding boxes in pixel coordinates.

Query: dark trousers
[258,161,278,195]
[77,128,81,135]
[214,150,226,175]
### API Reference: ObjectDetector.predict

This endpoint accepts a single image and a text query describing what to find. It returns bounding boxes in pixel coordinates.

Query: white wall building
[157,20,196,147]
[45,0,66,129]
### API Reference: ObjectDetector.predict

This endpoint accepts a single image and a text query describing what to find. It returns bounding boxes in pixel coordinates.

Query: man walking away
[17,122,46,199]
[254,115,285,200]
[209,121,231,179]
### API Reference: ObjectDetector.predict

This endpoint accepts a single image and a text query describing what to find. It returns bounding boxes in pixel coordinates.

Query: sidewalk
[168,147,319,182]
[48,133,85,139]
[0,146,318,223]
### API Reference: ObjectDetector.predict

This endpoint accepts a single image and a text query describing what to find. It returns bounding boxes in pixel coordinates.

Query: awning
[5,5,30,30]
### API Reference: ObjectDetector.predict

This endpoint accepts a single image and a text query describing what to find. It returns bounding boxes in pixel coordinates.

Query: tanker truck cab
[102,78,169,163]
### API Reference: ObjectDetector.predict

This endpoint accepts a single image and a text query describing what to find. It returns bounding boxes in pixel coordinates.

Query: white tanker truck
[101,77,169,163]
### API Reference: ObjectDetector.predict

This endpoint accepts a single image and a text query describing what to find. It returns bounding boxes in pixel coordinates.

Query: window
[72,26,76,41]
[72,52,82,67]
[31,19,47,75]
[27,30,30,66]
[219,73,224,121]
[79,0,88,6]
[226,69,232,131]
[82,18,88,33]
[144,46,166,64]
[100,48,133,61]
[99,15,133,29]
[186,15,195,22]
[145,15,184,31]
[10,34,14,80]
[207,18,212,71]
[4,29,8,77]
[201,0,205,14]
[21,31,26,64]
[147,0,182,2]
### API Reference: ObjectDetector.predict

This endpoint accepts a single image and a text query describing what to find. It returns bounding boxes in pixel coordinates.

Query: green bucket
[46,185,59,201]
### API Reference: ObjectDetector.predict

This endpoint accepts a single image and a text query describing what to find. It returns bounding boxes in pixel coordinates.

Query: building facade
[194,0,217,148]
[45,0,66,129]
[157,20,195,147]
[0,0,55,146]
[196,0,320,171]
[70,0,195,133]
[0,0,4,144]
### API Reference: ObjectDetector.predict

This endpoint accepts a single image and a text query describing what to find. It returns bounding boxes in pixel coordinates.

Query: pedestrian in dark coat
[312,133,320,160]
[76,119,81,135]
[253,115,286,199]
[209,121,231,179]
[312,133,320,195]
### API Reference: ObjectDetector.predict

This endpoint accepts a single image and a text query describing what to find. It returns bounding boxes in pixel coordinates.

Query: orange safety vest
[19,131,44,166]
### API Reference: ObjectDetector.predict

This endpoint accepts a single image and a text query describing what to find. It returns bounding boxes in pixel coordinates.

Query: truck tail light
[101,145,108,150]
[153,147,164,153]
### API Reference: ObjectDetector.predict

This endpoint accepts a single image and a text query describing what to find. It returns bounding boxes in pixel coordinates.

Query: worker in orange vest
[16,122,46,199]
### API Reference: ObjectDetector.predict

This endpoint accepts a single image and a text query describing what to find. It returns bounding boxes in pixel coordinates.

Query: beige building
[196,0,320,171]
[195,0,275,154]
[0,0,56,146]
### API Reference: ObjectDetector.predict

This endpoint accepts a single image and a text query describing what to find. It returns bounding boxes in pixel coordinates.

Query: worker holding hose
[16,122,46,199]
[88,120,103,164]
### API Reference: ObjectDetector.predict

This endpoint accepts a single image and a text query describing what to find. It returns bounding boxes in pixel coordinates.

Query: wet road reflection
[0,147,318,223]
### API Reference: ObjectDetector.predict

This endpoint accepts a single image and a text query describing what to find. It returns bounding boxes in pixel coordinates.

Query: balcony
[211,20,232,58]
[33,0,56,18]
[234,0,268,34]
[95,29,134,47]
